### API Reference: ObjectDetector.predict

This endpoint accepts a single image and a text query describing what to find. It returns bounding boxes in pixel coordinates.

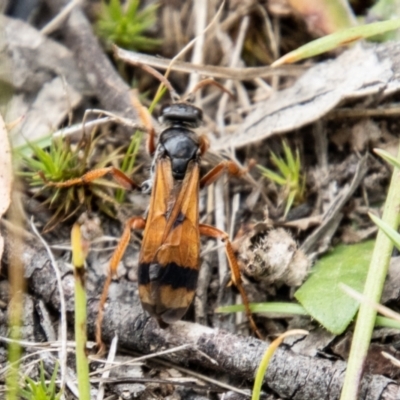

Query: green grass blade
[374,148,400,169]
[252,330,308,400]
[283,190,296,218]
[283,141,297,172]
[218,303,400,330]
[369,212,400,250]
[273,18,400,66]
[126,0,139,19]
[271,152,290,177]
[257,165,287,185]
[375,316,400,329]
[340,141,400,400]
[107,0,123,21]
[217,302,308,315]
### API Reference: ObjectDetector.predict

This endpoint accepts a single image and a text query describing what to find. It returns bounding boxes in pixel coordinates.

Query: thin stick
[151,356,250,397]
[187,78,235,101]
[216,15,249,133]
[115,46,304,80]
[187,0,208,95]
[151,0,226,103]
[29,218,67,395]
[89,344,191,377]
[53,118,111,141]
[168,1,225,74]
[41,0,82,35]
[96,335,118,400]
[340,283,400,323]
[125,62,179,101]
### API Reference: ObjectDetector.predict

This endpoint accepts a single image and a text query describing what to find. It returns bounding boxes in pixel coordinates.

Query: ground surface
[1,1,400,399]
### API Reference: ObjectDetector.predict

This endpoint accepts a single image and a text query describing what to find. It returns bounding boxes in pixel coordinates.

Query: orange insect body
[134,98,259,338]
[137,102,204,326]
[47,77,261,347]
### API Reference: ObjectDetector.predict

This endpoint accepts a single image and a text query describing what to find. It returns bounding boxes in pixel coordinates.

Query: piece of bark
[0,14,89,94]
[9,77,82,147]
[44,0,138,120]
[0,15,89,145]
[1,222,399,400]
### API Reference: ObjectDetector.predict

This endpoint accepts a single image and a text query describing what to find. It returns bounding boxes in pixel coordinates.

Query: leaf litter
[213,42,400,151]
[2,1,400,399]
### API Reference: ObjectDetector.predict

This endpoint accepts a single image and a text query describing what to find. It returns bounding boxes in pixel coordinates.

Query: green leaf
[273,18,400,66]
[295,241,374,334]
[369,212,400,250]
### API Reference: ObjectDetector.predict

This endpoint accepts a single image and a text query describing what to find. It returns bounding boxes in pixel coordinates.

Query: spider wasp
[47,68,261,347]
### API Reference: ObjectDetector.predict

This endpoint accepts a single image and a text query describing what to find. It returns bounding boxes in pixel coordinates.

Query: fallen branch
[1,221,399,400]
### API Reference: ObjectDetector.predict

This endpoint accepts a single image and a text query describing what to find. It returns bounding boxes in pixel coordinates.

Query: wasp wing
[138,158,200,325]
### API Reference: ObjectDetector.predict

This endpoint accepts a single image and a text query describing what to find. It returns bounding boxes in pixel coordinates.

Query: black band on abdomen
[139,262,198,291]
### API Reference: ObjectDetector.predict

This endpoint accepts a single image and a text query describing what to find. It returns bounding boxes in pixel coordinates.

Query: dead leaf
[0,113,13,261]
[213,42,400,151]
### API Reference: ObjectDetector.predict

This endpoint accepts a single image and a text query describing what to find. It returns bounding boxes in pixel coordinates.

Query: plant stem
[6,195,25,400]
[340,142,400,400]
[71,224,91,400]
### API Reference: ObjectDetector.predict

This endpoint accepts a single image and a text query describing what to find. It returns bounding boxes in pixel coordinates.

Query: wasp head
[159,103,203,128]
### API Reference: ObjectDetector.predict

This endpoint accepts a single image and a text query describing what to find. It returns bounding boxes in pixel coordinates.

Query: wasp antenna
[130,61,179,102]
[129,91,157,154]
[187,78,235,102]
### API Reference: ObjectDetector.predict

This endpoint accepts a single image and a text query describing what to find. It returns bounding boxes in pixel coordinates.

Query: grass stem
[340,141,400,399]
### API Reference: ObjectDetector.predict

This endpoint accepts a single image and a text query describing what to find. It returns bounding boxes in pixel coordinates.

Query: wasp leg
[199,159,254,188]
[198,135,210,155]
[199,224,262,339]
[45,166,140,190]
[96,216,146,353]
